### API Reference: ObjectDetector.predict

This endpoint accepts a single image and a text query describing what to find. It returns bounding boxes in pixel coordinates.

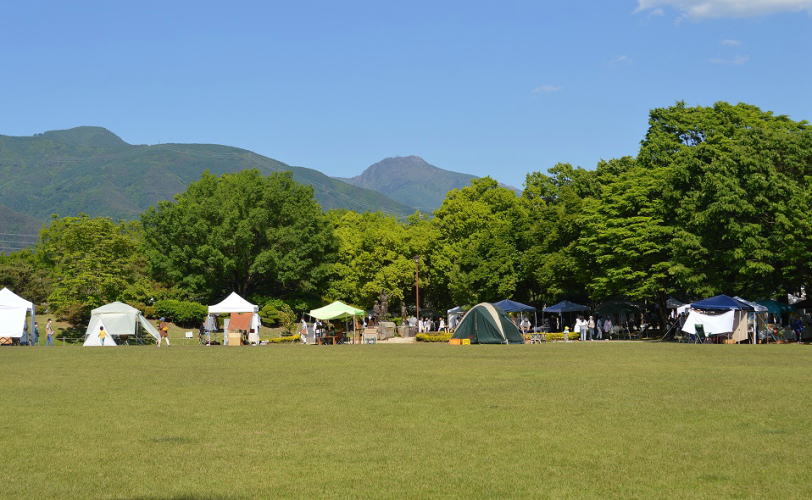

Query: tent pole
[562,313,566,341]
[31,305,36,346]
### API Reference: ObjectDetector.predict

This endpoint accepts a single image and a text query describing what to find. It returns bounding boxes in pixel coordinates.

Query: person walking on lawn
[157,318,170,347]
[46,319,55,346]
[98,325,108,346]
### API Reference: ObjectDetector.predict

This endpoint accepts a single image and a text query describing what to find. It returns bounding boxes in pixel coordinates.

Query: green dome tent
[451,303,524,344]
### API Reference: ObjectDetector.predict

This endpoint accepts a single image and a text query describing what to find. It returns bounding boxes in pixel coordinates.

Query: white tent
[83,301,159,346]
[208,292,260,344]
[0,287,35,339]
[83,319,118,346]
[447,306,466,330]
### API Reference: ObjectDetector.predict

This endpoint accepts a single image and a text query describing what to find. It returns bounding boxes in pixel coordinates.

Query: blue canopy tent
[544,300,590,313]
[492,299,537,332]
[542,300,590,335]
[690,295,753,343]
[690,295,754,311]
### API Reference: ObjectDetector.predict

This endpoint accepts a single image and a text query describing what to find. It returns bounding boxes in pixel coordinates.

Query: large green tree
[642,101,812,297]
[38,215,147,324]
[0,249,51,304]
[141,170,337,302]
[521,162,609,304]
[325,210,413,308]
[430,177,529,308]
[577,102,812,324]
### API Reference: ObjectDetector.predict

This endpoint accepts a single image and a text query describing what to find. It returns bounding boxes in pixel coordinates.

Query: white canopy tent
[83,302,159,346]
[0,287,35,341]
[208,292,260,344]
[84,319,117,346]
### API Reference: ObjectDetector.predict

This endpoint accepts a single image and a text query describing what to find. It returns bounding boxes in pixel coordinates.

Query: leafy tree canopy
[141,170,337,302]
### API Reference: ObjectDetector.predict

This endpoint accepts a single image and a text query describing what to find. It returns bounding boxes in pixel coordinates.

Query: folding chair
[694,324,706,344]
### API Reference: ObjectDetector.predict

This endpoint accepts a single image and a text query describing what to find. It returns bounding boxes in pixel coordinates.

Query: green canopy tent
[451,303,524,344]
[308,301,365,343]
[309,301,365,320]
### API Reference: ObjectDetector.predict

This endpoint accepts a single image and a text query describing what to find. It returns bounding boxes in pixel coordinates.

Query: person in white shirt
[439,318,446,332]
[300,318,308,344]
[576,317,587,341]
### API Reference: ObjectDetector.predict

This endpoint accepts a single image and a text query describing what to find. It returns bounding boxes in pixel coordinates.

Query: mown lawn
[1,343,810,499]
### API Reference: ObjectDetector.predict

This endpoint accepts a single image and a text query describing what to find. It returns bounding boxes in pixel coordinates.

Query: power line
[0,232,38,238]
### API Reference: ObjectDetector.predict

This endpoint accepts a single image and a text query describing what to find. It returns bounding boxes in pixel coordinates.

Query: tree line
[1,101,810,327]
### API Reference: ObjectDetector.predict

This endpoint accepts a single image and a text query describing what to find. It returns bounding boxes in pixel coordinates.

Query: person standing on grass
[603,318,613,340]
[32,322,40,346]
[520,317,531,334]
[576,316,587,341]
[439,318,446,332]
[98,325,108,346]
[46,319,55,346]
[300,318,308,344]
[157,318,170,347]
[587,316,596,341]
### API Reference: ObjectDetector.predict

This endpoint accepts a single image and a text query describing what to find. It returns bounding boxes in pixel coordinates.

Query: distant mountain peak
[40,126,128,150]
[342,156,477,212]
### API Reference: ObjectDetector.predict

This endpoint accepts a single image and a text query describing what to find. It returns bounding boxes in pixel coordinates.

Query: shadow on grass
[147,436,196,444]
[125,496,235,500]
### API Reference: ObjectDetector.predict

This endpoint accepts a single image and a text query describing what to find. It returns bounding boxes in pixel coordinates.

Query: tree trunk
[656,292,672,341]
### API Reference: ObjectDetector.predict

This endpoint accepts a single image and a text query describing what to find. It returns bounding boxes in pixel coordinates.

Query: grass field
[1,343,810,499]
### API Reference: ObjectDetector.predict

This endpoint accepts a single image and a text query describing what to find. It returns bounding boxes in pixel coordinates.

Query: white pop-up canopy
[83,301,159,346]
[208,292,260,344]
[0,287,35,338]
[208,292,259,314]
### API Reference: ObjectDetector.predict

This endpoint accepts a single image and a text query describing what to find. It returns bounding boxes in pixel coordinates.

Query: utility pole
[414,255,420,322]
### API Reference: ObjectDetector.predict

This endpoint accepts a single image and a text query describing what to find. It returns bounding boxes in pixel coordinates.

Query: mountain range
[339,156,478,212]
[0,127,510,239]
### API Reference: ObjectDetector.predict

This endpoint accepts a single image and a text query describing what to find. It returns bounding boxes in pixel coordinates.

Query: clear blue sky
[1,1,810,187]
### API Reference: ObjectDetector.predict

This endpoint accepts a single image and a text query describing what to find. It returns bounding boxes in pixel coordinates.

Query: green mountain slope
[339,156,497,212]
[0,203,42,235]
[0,127,414,222]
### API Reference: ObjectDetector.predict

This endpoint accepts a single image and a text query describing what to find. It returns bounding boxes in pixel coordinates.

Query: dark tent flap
[543,300,589,313]
[452,303,524,344]
[492,299,536,312]
[691,295,754,311]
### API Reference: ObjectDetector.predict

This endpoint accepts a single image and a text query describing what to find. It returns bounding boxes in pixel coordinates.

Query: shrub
[142,305,157,319]
[524,332,580,341]
[416,333,452,342]
[153,299,207,327]
[267,334,301,343]
[133,303,157,319]
[259,299,297,334]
